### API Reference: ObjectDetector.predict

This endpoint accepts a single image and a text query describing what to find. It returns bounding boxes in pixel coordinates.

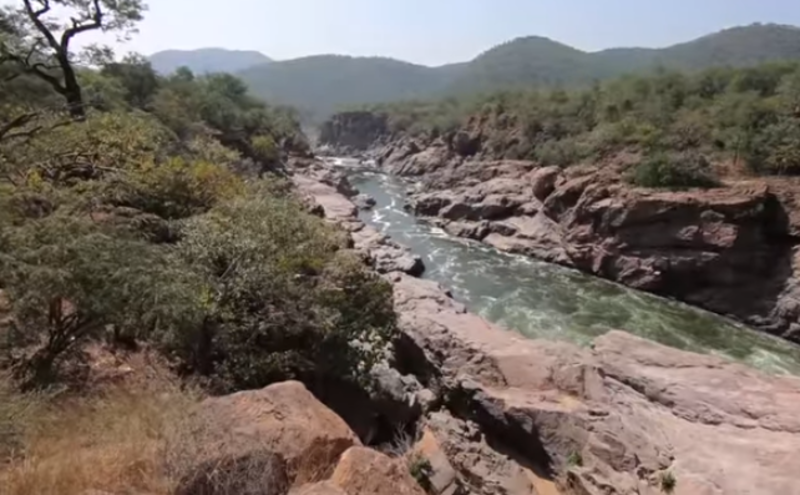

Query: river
[336,160,800,376]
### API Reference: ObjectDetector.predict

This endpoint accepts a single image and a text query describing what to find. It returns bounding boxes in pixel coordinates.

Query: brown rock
[330,447,427,495]
[527,166,562,201]
[187,381,360,486]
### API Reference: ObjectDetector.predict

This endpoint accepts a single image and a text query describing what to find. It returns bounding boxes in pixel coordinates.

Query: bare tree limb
[62,0,103,47]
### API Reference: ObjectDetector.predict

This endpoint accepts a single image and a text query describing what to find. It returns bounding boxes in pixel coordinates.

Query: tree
[0,215,200,387]
[101,53,160,109]
[0,0,147,120]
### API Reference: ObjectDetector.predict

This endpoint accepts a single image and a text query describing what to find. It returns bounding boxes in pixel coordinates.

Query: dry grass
[0,367,204,495]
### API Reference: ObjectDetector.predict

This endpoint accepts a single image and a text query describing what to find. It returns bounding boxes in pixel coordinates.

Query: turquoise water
[344,163,800,376]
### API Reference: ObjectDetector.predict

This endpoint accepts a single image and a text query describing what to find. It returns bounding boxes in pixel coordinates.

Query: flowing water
[337,159,800,376]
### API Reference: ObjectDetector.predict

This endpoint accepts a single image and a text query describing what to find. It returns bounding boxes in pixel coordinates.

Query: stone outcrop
[318,111,390,156]
[285,158,800,495]
[179,381,360,490]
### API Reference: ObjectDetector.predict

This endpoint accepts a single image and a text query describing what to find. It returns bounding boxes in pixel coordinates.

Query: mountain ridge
[149,48,272,75]
[149,23,800,120]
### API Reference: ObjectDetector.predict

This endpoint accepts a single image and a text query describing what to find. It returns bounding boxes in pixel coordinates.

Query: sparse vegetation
[407,452,434,493]
[567,450,584,468]
[660,470,677,493]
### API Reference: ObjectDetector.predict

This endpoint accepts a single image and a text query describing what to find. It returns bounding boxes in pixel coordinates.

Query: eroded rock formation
[278,158,800,495]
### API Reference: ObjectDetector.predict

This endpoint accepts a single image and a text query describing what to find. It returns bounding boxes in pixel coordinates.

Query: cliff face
[316,113,800,343]
[318,111,390,155]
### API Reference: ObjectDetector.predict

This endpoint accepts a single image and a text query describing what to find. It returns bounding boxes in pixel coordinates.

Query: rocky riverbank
[317,112,800,344]
[264,156,800,495]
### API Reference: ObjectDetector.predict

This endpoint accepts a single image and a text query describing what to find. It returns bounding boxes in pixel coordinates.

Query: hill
[237,55,466,118]
[235,23,800,121]
[149,48,272,75]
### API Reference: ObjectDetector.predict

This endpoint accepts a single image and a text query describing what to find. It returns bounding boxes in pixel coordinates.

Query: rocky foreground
[166,157,800,495]
[319,113,800,344]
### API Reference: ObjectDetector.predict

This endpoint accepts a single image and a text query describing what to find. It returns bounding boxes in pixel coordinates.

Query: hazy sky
[81,0,800,65]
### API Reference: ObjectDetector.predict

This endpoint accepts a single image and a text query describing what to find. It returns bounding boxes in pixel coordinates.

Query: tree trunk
[58,52,85,120]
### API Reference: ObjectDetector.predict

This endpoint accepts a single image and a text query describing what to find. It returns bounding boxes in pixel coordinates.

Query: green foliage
[1,31,394,398]
[250,134,280,163]
[630,153,719,190]
[407,453,434,492]
[102,157,244,220]
[567,451,583,468]
[238,24,800,122]
[166,192,396,393]
[353,60,800,177]
[0,215,200,385]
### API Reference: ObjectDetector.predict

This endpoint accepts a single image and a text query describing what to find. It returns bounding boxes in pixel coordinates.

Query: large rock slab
[184,381,360,486]
[390,272,800,495]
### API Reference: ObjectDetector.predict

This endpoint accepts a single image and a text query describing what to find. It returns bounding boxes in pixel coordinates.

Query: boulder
[184,381,360,486]
[353,193,377,210]
[330,447,427,495]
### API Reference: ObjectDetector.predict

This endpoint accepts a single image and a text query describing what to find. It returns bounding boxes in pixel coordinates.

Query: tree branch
[61,0,103,48]
[0,112,38,142]
[22,0,60,53]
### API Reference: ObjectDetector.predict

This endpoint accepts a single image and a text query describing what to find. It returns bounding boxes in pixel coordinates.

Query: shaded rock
[318,111,389,153]
[188,381,360,485]
[372,245,426,276]
[353,193,376,210]
[330,447,427,495]
[449,130,480,157]
[526,165,561,201]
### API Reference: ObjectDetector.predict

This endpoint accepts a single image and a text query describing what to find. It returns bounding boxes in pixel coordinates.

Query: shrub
[407,452,434,493]
[3,111,176,186]
[567,451,583,467]
[744,119,800,175]
[629,152,720,190]
[250,134,280,164]
[165,190,396,392]
[0,216,201,386]
[103,157,244,219]
[660,471,677,494]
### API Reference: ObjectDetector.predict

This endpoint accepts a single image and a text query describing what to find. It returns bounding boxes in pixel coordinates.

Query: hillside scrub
[361,61,800,177]
[0,1,394,394]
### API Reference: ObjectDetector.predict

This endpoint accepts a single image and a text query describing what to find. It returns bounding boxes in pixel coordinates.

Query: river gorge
[287,155,800,495]
[338,159,800,376]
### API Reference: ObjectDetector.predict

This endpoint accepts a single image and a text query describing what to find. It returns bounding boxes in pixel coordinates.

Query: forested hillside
[1,1,394,491]
[237,55,466,119]
[239,23,800,121]
[355,60,800,187]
